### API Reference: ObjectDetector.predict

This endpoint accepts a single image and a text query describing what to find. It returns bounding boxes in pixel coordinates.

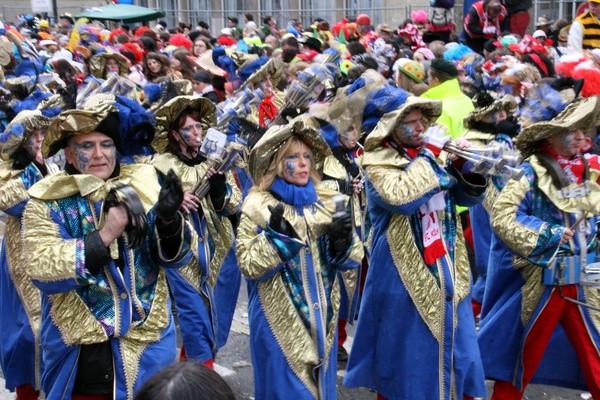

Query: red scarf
[258,95,278,127]
[384,139,447,264]
[541,145,584,184]
[419,196,447,265]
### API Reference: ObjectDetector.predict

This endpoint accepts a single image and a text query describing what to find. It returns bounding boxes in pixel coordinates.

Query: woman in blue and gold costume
[478,96,600,399]
[236,115,363,400]
[343,94,487,400]
[151,96,242,367]
[0,110,58,400]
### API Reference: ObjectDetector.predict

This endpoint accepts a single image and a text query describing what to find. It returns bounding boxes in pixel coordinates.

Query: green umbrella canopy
[75,4,165,23]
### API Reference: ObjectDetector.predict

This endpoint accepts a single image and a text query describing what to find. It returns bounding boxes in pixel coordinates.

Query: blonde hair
[255,136,321,192]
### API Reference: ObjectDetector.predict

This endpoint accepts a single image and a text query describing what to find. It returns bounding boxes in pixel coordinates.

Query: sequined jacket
[0,161,44,391]
[343,145,487,399]
[22,164,196,399]
[479,154,600,390]
[236,187,363,400]
[151,153,242,361]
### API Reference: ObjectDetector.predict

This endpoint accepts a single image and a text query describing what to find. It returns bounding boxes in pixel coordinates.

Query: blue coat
[344,143,487,400]
[0,162,44,391]
[237,188,363,399]
[151,154,242,362]
[22,165,195,399]
[478,156,600,391]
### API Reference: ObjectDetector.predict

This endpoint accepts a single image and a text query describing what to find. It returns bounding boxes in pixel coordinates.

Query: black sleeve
[208,173,227,210]
[500,15,510,32]
[156,213,183,260]
[84,230,112,275]
[466,7,484,36]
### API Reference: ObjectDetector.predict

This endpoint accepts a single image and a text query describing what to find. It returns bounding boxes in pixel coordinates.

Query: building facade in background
[0,0,586,46]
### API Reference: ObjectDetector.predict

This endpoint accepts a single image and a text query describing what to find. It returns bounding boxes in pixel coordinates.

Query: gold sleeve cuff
[0,176,28,210]
[366,158,439,206]
[23,199,79,282]
[236,209,282,280]
[491,176,541,257]
[222,170,242,215]
[319,179,340,193]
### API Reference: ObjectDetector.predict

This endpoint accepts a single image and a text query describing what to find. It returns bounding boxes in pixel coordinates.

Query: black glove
[105,185,148,249]
[328,208,353,255]
[280,106,307,121]
[209,172,227,209]
[268,203,296,238]
[155,169,184,222]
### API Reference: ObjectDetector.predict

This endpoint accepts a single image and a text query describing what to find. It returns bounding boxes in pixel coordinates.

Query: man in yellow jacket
[421,59,474,138]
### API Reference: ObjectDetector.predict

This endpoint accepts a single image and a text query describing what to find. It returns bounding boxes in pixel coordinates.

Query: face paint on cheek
[561,133,574,149]
[76,149,90,172]
[25,137,36,154]
[106,146,117,167]
[181,132,191,143]
[285,160,296,177]
[402,125,415,137]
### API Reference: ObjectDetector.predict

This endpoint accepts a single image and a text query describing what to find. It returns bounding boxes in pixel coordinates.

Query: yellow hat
[39,20,49,28]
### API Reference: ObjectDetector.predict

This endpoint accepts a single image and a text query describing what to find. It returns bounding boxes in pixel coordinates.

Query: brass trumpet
[443,141,524,180]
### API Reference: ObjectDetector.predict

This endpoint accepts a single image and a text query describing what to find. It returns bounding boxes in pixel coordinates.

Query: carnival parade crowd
[2,2,600,399]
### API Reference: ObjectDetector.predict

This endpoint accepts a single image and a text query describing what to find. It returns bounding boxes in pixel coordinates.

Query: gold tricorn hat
[464,94,518,129]
[88,51,131,78]
[364,96,443,152]
[226,48,259,70]
[193,51,227,77]
[43,94,118,157]
[249,115,331,184]
[321,69,387,135]
[243,57,286,88]
[516,96,600,156]
[0,110,53,161]
[152,96,216,154]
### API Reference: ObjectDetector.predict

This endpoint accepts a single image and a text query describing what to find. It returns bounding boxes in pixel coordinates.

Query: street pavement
[215,285,590,400]
[0,285,593,399]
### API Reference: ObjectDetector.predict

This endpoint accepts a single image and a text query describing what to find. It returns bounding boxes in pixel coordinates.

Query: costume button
[305,247,311,254]
[313,303,319,309]
[120,293,128,300]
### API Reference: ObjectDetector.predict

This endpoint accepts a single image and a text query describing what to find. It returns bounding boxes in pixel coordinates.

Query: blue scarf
[269,176,319,216]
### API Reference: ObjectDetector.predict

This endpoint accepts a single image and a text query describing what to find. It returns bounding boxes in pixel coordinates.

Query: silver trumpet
[192,142,245,199]
[216,87,265,131]
[268,60,335,127]
[76,73,138,108]
[443,141,524,180]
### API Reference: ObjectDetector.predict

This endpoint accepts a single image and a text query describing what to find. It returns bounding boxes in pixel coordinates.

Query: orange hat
[38,32,54,40]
